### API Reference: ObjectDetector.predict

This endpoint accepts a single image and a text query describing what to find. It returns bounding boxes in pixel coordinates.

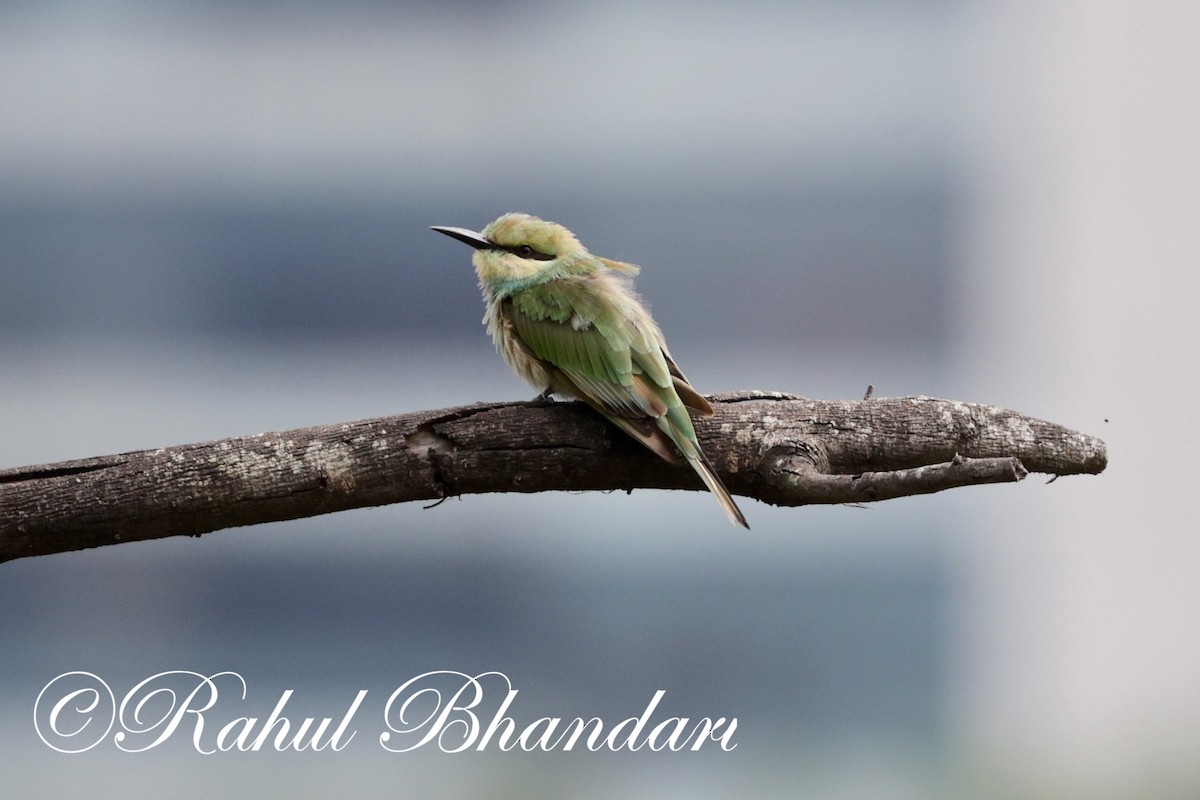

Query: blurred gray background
[2,1,1197,797]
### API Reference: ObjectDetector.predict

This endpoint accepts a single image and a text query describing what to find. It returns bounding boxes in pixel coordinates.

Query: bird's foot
[528,389,556,406]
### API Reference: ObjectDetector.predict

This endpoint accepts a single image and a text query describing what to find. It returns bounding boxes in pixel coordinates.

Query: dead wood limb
[0,392,1107,562]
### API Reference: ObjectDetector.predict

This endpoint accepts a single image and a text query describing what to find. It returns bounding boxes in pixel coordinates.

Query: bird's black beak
[430,226,494,250]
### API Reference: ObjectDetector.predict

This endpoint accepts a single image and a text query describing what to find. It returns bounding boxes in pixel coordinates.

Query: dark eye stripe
[498,243,556,261]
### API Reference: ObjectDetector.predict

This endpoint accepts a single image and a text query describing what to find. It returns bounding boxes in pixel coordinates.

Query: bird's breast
[483,298,551,392]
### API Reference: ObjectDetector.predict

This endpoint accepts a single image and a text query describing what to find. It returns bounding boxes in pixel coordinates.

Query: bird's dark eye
[502,242,554,260]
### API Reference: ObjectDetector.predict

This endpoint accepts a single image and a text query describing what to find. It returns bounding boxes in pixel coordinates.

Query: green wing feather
[499,277,749,528]
[506,283,674,421]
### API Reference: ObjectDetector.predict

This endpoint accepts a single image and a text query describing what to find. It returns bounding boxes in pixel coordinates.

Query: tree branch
[0,392,1106,562]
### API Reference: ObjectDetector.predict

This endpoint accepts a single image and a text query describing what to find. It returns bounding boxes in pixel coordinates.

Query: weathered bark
[0,392,1106,562]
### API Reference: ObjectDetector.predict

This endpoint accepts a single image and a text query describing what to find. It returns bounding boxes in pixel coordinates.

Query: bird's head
[431,213,588,286]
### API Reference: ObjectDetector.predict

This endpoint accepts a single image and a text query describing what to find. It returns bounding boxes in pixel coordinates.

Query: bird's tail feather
[659,410,750,530]
[602,408,750,529]
[686,451,750,529]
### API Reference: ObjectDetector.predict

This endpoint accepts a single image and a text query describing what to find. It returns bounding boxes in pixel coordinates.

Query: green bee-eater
[431,213,749,528]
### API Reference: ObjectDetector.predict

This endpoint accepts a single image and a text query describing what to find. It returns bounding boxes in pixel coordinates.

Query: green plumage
[432,213,749,528]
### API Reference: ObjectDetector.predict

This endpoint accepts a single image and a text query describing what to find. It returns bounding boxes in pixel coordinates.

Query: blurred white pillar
[953,1,1200,794]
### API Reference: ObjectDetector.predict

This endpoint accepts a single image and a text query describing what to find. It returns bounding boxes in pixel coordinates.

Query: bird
[431,212,749,528]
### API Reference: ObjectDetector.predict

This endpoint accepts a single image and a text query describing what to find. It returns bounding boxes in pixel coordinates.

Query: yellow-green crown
[482,213,585,257]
